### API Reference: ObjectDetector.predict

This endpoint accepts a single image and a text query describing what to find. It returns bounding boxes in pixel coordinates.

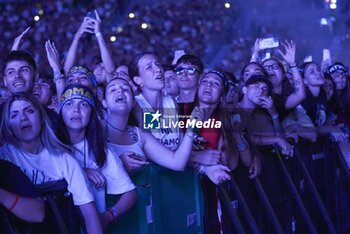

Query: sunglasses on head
[175,67,199,75]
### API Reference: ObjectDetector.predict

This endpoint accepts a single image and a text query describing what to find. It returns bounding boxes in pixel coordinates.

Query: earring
[140,83,144,88]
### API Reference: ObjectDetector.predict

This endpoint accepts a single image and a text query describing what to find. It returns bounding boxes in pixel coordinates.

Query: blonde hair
[0,93,71,155]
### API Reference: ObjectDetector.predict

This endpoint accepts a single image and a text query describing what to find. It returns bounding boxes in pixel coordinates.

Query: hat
[68,65,97,86]
[245,75,273,94]
[327,62,348,74]
[59,84,95,111]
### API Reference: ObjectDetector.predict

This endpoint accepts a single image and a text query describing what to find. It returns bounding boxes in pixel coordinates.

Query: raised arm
[64,17,94,74]
[278,40,306,109]
[11,26,31,51]
[250,38,262,63]
[45,40,65,100]
[92,10,116,74]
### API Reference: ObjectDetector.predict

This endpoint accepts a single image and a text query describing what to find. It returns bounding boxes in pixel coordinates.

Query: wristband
[95,32,102,37]
[107,207,118,223]
[289,63,298,68]
[290,67,299,73]
[9,194,19,211]
[53,73,65,82]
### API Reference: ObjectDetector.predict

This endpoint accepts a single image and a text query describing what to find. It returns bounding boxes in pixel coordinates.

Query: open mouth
[115,95,126,103]
[71,116,81,121]
[155,75,164,80]
[21,125,32,131]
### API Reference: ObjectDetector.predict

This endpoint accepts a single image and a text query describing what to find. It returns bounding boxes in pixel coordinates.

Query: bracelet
[9,194,19,211]
[107,208,117,223]
[95,32,102,37]
[290,66,299,73]
[53,73,65,82]
[289,63,298,68]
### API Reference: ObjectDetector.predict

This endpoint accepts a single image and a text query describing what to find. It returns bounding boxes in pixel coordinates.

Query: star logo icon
[150,110,162,123]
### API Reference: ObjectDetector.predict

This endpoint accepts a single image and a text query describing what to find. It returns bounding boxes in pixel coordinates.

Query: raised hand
[75,17,95,40]
[278,40,296,66]
[45,40,60,71]
[11,26,31,51]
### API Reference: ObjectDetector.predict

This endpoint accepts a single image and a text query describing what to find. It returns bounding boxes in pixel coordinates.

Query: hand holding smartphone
[259,37,279,50]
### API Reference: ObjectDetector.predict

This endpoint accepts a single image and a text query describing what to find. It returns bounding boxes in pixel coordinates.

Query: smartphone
[259,37,279,50]
[322,49,331,62]
[303,55,313,63]
[231,114,241,123]
[86,11,96,19]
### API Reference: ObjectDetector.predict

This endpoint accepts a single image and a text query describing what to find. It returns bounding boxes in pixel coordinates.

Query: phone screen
[322,49,330,61]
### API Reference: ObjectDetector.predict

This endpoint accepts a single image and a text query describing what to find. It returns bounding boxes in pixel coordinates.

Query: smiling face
[133,54,164,91]
[198,73,224,105]
[4,60,35,94]
[61,99,91,132]
[104,78,134,114]
[9,99,41,143]
[304,63,325,87]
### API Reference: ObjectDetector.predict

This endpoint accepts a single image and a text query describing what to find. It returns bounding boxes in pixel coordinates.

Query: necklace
[106,120,127,132]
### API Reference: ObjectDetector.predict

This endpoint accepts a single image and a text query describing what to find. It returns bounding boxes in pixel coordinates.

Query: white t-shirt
[108,126,146,159]
[73,140,135,212]
[135,93,180,150]
[0,144,94,206]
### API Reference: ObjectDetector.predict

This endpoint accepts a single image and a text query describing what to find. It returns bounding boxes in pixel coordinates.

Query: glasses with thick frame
[175,67,200,75]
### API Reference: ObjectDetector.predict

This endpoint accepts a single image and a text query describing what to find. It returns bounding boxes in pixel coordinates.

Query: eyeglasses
[263,63,280,71]
[175,67,199,75]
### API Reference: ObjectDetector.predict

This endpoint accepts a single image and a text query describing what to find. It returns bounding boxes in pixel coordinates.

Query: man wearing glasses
[174,54,204,104]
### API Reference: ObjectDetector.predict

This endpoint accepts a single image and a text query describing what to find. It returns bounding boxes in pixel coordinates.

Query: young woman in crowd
[190,70,255,233]
[327,62,350,125]
[56,84,137,230]
[102,77,202,172]
[300,62,348,142]
[0,93,102,234]
[130,53,181,151]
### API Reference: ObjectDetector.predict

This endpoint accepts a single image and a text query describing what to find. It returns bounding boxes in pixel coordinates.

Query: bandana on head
[68,65,97,86]
[59,84,95,111]
[327,63,347,74]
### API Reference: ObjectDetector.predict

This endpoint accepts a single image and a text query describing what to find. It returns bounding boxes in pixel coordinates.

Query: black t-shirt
[272,93,290,121]
[0,160,39,197]
[301,88,328,127]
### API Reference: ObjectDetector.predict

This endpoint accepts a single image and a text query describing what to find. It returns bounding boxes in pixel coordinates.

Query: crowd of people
[1,1,350,234]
